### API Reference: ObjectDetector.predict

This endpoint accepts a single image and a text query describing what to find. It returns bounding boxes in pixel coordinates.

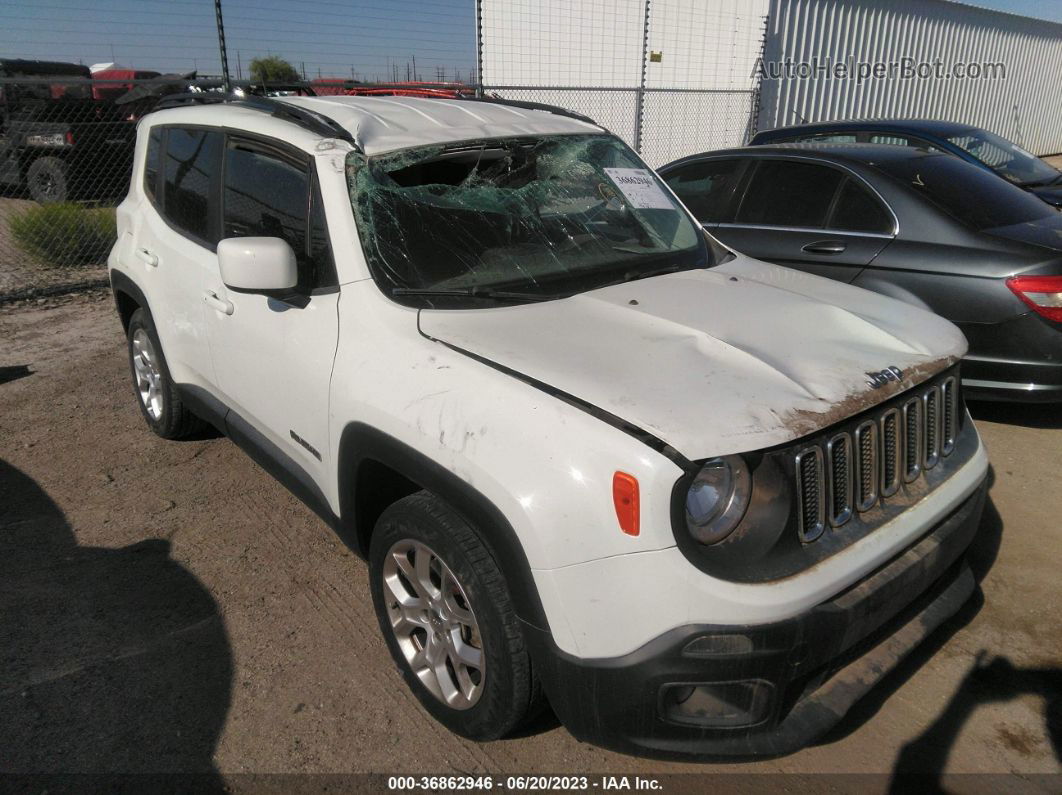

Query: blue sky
[965,0,1062,22]
[0,0,479,82]
[0,0,1058,82]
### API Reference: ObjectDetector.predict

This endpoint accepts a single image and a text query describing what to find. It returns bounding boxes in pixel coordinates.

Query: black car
[0,59,137,203]
[659,143,1062,402]
[750,119,1062,208]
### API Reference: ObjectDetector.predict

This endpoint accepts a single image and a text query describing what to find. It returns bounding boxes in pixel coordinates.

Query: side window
[869,133,912,147]
[161,127,223,245]
[798,133,858,144]
[144,127,161,200]
[735,160,844,228]
[222,138,335,291]
[662,159,740,221]
[828,178,894,234]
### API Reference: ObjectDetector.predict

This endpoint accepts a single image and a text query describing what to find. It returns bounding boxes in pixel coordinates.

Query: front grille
[795,447,825,542]
[796,374,962,543]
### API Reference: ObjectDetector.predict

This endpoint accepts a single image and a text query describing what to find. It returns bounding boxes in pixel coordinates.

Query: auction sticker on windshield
[603,168,674,209]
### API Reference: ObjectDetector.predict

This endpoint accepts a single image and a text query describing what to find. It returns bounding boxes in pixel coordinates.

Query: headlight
[684,455,751,544]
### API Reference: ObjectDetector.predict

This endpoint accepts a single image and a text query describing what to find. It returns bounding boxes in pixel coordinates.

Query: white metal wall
[758,0,1062,154]
[478,0,769,165]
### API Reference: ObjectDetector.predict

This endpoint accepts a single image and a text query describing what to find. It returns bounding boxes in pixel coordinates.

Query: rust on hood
[780,355,959,440]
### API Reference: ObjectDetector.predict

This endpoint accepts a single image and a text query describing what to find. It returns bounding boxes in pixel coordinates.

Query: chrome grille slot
[826,433,853,527]
[795,447,825,542]
[854,420,879,512]
[880,408,902,498]
[790,369,962,544]
[941,377,957,456]
[924,386,941,469]
[902,398,922,483]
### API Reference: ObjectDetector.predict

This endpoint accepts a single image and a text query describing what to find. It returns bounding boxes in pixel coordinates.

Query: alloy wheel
[382,539,485,709]
[131,328,164,420]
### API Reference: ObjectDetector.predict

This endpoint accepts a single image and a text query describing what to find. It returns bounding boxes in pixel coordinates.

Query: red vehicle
[311,78,473,99]
[92,68,161,102]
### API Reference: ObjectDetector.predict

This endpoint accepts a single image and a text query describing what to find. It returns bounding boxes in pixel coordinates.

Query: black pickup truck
[0,59,136,203]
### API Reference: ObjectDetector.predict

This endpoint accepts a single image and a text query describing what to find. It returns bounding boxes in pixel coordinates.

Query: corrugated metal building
[478,0,1062,160]
[758,0,1062,155]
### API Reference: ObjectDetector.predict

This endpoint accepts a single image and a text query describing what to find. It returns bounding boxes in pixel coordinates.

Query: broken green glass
[347,134,705,305]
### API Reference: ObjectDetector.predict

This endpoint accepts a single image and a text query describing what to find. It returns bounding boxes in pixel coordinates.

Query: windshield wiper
[391,287,555,302]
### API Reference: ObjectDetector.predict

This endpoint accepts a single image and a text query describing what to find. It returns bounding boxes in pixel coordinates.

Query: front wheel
[369,491,542,740]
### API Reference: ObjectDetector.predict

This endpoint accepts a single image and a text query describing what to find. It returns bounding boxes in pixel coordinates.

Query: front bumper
[526,475,987,759]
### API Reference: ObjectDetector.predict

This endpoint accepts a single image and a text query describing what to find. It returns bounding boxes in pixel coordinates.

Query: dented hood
[418,256,967,459]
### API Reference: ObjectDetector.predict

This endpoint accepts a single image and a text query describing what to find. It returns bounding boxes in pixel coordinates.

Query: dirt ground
[1,296,1060,791]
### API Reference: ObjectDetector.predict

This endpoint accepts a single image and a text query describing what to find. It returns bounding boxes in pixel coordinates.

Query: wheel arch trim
[110,269,150,330]
[337,421,552,633]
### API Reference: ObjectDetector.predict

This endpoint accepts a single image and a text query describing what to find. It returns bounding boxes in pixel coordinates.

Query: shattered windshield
[347,134,707,306]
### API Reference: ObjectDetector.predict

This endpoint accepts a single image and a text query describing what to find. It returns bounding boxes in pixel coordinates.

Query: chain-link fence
[0,72,477,302]
[0,1,767,302]
[483,86,759,168]
[477,0,769,167]
[0,67,211,300]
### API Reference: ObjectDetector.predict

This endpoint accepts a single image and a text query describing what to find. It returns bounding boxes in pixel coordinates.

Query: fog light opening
[660,680,773,728]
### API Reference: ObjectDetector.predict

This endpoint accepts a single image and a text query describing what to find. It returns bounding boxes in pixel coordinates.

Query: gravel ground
[0,291,1060,790]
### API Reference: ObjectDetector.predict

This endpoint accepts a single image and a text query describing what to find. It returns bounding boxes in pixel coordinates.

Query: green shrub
[10,203,117,268]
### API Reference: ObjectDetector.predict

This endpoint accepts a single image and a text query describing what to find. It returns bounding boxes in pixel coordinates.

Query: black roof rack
[151,91,359,148]
[455,95,599,126]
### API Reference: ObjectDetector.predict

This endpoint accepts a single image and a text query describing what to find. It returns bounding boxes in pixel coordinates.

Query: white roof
[277,95,603,155]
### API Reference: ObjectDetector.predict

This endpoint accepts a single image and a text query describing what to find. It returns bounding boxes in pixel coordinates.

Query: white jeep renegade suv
[109,93,990,758]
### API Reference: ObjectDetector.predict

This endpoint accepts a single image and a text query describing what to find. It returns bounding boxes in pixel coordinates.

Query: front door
[201,135,340,492]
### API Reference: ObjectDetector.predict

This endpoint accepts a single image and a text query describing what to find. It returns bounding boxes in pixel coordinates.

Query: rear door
[712,158,895,283]
[202,134,340,490]
[134,125,223,390]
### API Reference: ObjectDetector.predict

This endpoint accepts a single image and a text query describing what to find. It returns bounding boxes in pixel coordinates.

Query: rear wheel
[369,491,542,740]
[26,157,69,204]
[126,308,206,439]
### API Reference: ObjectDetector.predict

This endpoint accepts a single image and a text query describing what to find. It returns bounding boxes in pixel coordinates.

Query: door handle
[135,247,158,267]
[203,290,234,316]
[802,240,847,255]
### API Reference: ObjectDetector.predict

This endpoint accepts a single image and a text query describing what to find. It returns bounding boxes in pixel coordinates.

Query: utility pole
[412,54,417,81]
[237,51,243,80]
[214,0,232,92]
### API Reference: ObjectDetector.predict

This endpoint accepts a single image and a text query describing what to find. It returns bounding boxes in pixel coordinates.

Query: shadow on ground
[0,458,233,779]
[0,365,33,385]
[887,653,1061,792]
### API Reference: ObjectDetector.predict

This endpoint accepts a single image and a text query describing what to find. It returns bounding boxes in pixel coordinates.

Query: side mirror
[217,237,298,292]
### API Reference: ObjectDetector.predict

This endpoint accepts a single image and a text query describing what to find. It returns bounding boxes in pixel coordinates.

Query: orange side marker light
[613,471,640,536]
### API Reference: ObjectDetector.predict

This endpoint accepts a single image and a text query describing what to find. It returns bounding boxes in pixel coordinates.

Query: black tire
[26,156,69,204]
[369,491,543,740]
[126,307,206,440]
